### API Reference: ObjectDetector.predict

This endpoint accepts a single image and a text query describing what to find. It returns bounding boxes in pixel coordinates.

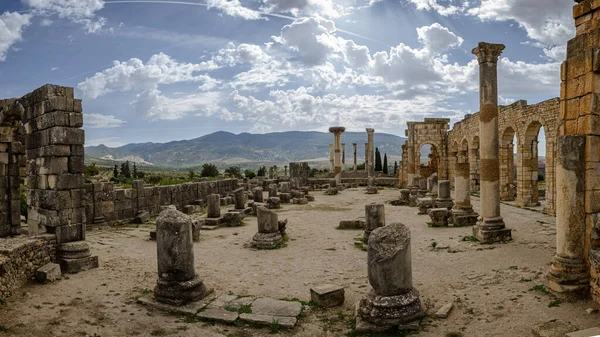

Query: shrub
[84,162,100,177]
[244,169,256,179]
[225,166,242,178]
[201,163,219,178]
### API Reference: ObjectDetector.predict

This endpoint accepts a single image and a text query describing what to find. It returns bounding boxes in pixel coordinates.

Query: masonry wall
[0,234,56,299]
[447,98,560,215]
[83,179,239,225]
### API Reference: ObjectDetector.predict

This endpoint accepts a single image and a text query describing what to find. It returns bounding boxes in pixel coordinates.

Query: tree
[201,163,219,177]
[84,162,100,177]
[121,161,131,179]
[225,166,242,178]
[375,148,382,171]
[393,161,398,175]
[113,165,119,178]
[257,166,267,177]
[133,163,138,179]
[188,170,196,180]
[383,153,388,174]
[244,169,256,179]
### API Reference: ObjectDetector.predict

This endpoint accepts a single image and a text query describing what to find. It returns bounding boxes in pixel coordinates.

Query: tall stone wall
[289,162,310,186]
[84,179,239,225]
[447,98,560,215]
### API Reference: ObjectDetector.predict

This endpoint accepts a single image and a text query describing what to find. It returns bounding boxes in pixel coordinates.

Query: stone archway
[404,118,450,184]
[500,126,517,201]
[517,118,551,209]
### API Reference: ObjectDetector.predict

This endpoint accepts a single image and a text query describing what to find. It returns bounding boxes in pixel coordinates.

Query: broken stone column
[207,194,221,218]
[353,143,358,171]
[547,136,589,293]
[366,177,378,194]
[397,189,410,205]
[451,162,479,227]
[268,183,278,198]
[329,144,334,172]
[252,187,264,203]
[435,180,454,210]
[154,209,211,305]
[329,127,346,185]
[280,182,290,193]
[284,165,288,177]
[364,143,369,170]
[366,128,375,178]
[233,187,246,210]
[342,143,346,172]
[416,197,434,215]
[418,178,428,197]
[471,42,511,243]
[364,203,385,243]
[356,223,424,332]
[426,173,438,198]
[252,206,283,249]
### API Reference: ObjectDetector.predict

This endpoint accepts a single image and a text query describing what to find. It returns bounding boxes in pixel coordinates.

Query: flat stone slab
[239,313,297,329]
[138,292,215,316]
[251,298,302,317]
[310,284,344,308]
[434,302,453,318]
[35,263,61,283]
[566,327,600,337]
[197,307,239,323]
[533,320,579,337]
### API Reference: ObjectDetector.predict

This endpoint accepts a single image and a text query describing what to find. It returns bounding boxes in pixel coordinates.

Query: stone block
[532,320,578,337]
[434,302,453,318]
[338,219,365,230]
[133,211,150,224]
[565,327,600,337]
[239,313,297,329]
[222,212,244,227]
[58,255,99,274]
[266,197,281,209]
[197,307,239,324]
[310,284,344,308]
[427,208,450,227]
[250,297,302,317]
[35,263,61,283]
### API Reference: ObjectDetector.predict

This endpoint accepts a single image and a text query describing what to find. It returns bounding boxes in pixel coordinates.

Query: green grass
[431,242,437,249]
[278,297,316,307]
[529,285,551,296]
[508,266,518,270]
[270,319,280,333]
[548,299,562,308]
[237,304,252,315]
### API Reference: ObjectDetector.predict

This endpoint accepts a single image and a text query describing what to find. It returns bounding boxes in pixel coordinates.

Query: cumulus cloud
[0,12,32,62]
[132,88,223,121]
[206,0,263,20]
[78,53,219,98]
[213,42,271,66]
[85,113,126,128]
[408,0,468,16]
[260,0,347,19]
[416,23,464,54]
[23,0,107,33]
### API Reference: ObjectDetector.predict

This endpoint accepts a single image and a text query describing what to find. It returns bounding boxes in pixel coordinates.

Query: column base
[355,288,424,332]
[547,254,590,294]
[57,241,99,273]
[473,218,512,243]
[154,275,212,306]
[251,232,283,249]
[450,208,479,227]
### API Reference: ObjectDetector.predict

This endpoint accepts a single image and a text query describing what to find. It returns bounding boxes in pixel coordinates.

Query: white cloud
[78,53,219,98]
[40,18,53,27]
[213,42,271,66]
[409,0,468,16]
[206,0,263,20]
[260,0,347,19]
[85,137,125,147]
[0,12,32,62]
[85,113,126,128]
[132,88,223,121]
[416,23,464,54]
[468,0,574,48]
[23,0,107,33]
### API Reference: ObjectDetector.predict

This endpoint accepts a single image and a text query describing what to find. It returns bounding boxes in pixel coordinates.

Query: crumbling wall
[83,179,239,225]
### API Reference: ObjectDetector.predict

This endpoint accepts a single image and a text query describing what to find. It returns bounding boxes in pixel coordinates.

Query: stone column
[329,127,346,184]
[154,208,211,305]
[252,187,264,203]
[471,42,511,243]
[329,144,334,172]
[366,129,375,178]
[451,162,479,227]
[252,206,283,249]
[233,187,245,210]
[547,136,589,293]
[341,143,346,172]
[435,180,454,210]
[207,194,221,218]
[353,143,358,171]
[364,203,385,243]
[356,223,424,332]
[284,165,288,177]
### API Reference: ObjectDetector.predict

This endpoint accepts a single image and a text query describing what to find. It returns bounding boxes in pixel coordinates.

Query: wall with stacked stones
[447,98,560,215]
[0,234,56,299]
[83,179,239,225]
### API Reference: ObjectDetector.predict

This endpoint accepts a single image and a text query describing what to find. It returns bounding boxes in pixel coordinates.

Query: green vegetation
[257,166,267,177]
[201,163,219,177]
[84,162,100,177]
[270,319,280,333]
[393,161,398,175]
[244,169,256,179]
[375,147,382,171]
[382,153,388,174]
[20,190,27,218]
[225,166,242,178]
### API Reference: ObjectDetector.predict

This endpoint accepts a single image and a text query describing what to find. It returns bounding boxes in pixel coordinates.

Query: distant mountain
[85,131,407,168]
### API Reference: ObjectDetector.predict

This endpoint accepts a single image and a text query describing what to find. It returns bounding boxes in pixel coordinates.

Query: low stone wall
[0,234,56,299]
[83,179,239,225]
[309,177,399,187]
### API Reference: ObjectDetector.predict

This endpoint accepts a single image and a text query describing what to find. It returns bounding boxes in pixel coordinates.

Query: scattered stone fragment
[566,327,600,337]
[133,211,150,224]
[35,263,61,283]
[434,302,453,318]
[532,320,578,337]
[310,284,345,308]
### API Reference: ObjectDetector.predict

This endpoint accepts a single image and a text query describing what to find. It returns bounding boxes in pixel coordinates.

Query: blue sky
[0,0,571,153]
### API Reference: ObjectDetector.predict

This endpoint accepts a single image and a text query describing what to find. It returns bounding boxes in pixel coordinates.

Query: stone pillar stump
[364,203,385,243]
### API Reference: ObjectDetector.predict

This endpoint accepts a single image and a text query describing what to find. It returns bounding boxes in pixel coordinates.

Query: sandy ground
[0,187,598,337]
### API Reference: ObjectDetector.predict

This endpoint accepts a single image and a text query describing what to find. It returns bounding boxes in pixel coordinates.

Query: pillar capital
[329,126,346,134]
[472,42,505,64]
[366,128,374,134]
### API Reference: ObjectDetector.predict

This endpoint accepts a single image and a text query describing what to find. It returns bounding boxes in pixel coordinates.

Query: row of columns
[328,128,375,178]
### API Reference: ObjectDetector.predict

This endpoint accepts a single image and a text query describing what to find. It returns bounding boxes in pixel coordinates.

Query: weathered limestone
[207,194,221,218]
[353,143,358,171]
[329,144,334,172]
[547,136,589,293]
[35,263,61,283]
[426,173,438,198]
[154,209,211,305]
[266,197,281,210]
[329,127,346,185]
[364,203,385,243]
[434,180,454,210]
[394,189,410,206]
[451,163,479,227]
[252,206,283,249]
[366,128,375,177]
[280,182,290,194]
[416,198,434,215]
[310,284,345,308]
[471,42,511,243]
[233,187,246,210]
[268,184,278,198]
[252,187,264,203]
[428,208,450,227]
[356,223,424,331]
[341,143,346,171]
[418,178,428,197]
[366,177,378,194]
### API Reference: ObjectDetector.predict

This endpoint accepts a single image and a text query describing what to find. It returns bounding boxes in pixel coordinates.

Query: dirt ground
[0,187,598,337]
